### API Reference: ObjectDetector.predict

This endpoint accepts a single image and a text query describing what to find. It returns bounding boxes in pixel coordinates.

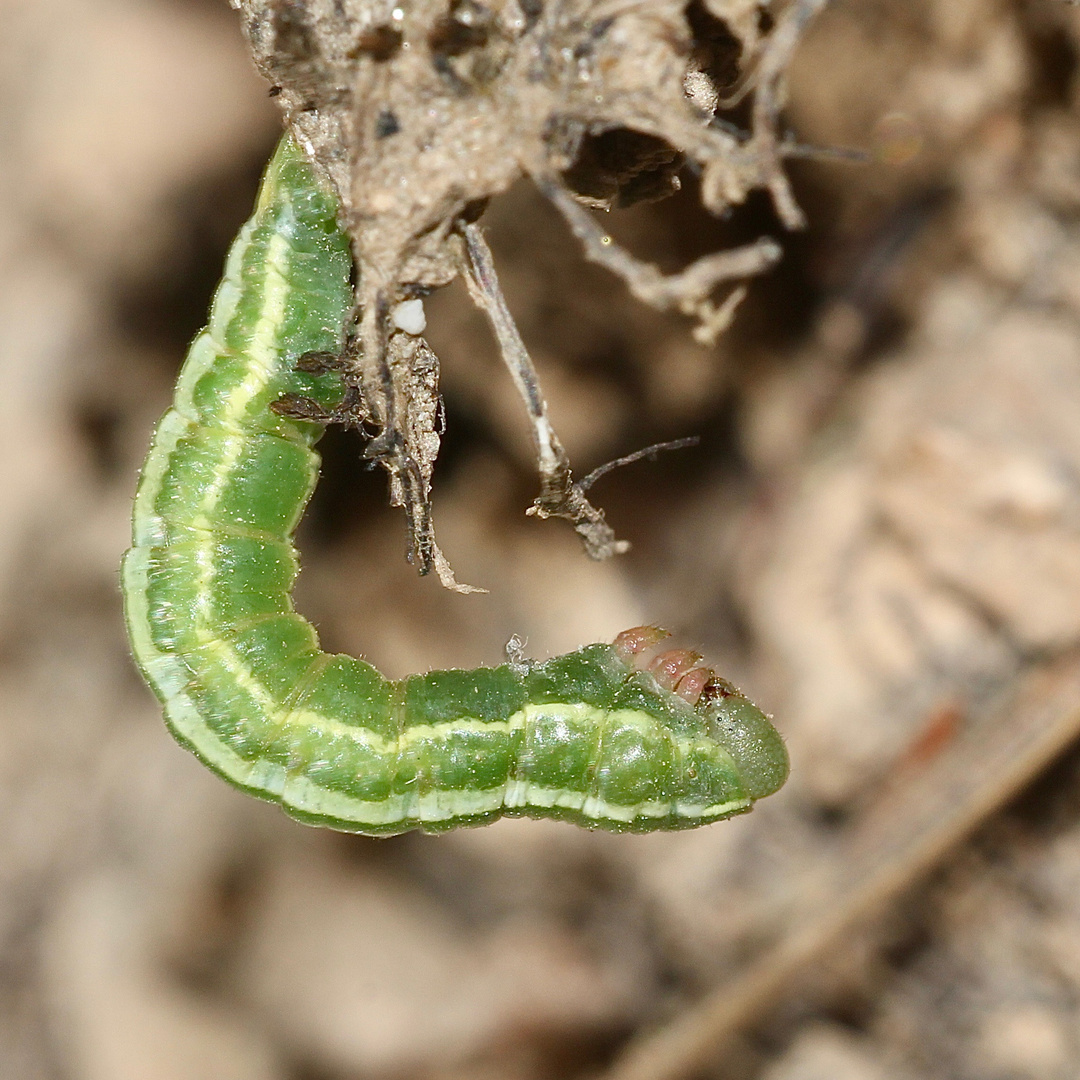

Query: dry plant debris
[230,0,825,585]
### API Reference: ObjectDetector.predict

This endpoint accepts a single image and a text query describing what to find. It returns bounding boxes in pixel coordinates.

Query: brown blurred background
[4,1,1080,1078]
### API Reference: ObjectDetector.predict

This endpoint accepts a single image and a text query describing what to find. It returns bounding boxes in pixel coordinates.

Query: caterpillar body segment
[122,136,788,836]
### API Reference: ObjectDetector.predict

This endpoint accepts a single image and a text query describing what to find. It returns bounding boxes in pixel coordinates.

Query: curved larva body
[121,137,788,836]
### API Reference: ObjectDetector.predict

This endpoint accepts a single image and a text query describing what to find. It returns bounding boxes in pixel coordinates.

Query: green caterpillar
[120,135,788,835]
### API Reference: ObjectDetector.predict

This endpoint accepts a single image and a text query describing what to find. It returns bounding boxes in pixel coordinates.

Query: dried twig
[384,332,485,593]
[747,0,831,229]
[461,222,629,559]
[535,174,780,343]
[578,437,699,493]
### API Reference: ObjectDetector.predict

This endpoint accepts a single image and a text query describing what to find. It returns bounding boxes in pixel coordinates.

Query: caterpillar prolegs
[121,136,789,835]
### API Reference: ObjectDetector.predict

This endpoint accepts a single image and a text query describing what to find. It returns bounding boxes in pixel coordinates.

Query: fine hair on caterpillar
[121,136,788,835]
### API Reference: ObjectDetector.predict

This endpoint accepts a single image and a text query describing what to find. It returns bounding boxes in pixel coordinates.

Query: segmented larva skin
[121,137,788,836]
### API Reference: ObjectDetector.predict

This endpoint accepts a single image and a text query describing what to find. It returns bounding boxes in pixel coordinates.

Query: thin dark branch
[578,437,700,493]
[779,138,870,164]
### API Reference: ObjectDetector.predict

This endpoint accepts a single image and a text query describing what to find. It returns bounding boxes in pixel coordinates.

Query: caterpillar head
[613,626,789,804]
[697,676,789,801]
